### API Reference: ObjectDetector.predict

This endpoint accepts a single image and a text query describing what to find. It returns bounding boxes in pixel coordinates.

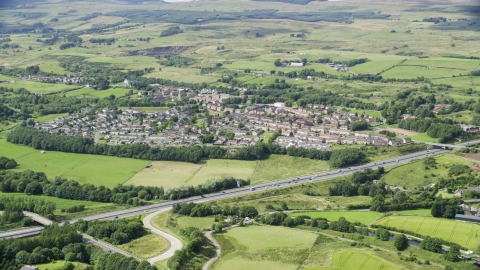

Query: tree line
[0,223,157,270]
[172,202,259,218]
[0,196,55,225]
[0,169,249,205]
[0,156,17,170]
[73,219,146,245]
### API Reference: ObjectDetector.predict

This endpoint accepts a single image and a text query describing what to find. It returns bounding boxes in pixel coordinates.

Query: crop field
[375,216,480,251]
[291,211,382,225]
[124,159,256,189]
[212,225,317,270]
[380,153,478,188]
[0,139,148,187]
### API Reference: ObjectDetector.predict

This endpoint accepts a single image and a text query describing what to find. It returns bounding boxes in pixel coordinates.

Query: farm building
[290,62,304,67]
[455,214,480,224]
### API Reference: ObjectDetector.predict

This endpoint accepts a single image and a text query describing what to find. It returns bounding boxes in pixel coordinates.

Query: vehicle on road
[250,187,256,191]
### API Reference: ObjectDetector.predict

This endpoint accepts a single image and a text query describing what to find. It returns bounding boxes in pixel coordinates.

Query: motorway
[0,147,448,240]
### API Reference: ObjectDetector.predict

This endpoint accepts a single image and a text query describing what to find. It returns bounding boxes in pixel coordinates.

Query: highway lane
[1,148,448,240]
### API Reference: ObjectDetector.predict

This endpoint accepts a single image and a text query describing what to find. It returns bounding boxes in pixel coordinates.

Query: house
[274,102,285,108]
[290,62,304,67]
[455,214,480,224]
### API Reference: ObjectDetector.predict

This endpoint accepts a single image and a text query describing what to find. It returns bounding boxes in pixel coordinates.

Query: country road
[143,208,183,264]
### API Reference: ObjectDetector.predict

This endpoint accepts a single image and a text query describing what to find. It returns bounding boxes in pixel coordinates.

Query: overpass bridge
[425,139,480,150]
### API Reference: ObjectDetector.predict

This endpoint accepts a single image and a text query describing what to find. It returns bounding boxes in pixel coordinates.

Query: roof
[455,214,480,222]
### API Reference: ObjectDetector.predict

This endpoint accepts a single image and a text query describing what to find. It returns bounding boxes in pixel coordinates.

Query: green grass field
[291,211,382,225]
[309,249,400,270]
[36,260,89,270]
[409,133,439,143]
[375,215,480,250]
[249,155,330,184]
[117,231,170,259]
[0,192,109,210]
[0,139,148,187]
[380,153,478,188]
[212,225,318,270]
[0,75,81,94]
[124,159,256,189]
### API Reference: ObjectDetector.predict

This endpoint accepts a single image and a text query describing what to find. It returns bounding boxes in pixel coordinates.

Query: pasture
[375,215,480,251]
[291,211,382,225]
[0,75,81,94]
[0,139,148,187]
[212,225,317,270]
[321,249,400,270]
[380,153,478,188]
[124,159,256,190]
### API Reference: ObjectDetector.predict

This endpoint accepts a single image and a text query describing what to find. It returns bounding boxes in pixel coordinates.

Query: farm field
[212,225,317,270]
[0,75,81,94]
[117,231,170,259]
[249,155,330,184]
[380,153,478,188]
[0,139,148,187]
[311,249,400,270]
[375,215,480,250]
[409,133,439,143]
[381,66,465,79]
[124,159,256,189]
[291,211,382,225]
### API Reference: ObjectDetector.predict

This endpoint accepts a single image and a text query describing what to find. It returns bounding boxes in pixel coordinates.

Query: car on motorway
[201,195,205,198]
[250,187,256,191]
[114,216,118,219]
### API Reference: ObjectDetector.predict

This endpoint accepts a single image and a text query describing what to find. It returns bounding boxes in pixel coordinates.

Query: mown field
[314,249,400,270]
[125,159,257,190]
[0,75,81,94]
[37,260,89,270]
[380,153,479,188]
[291,211,382,225]
[375,215,480,251]
[212,225,318,270]
[0,138,148,188]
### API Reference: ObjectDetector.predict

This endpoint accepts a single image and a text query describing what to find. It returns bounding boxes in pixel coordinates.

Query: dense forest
[74,219,146,245]
[0,224,157,270]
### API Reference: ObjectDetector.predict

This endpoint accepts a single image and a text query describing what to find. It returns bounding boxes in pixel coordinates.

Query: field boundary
[247,160,260,180]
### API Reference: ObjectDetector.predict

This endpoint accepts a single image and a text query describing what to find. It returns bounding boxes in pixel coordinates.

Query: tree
[25,181,43,195]
[393,234,409,251]
[281,202,288,210]
[376,228,390,241]
[444,244,460,262]
[274,59,282,67]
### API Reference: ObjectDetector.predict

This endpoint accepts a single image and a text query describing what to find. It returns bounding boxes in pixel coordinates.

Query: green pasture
[0,139,148,187]
[0,75,80,94]
[437,110,474,124]
[394,209,432,216]
[346,109,383,119]
[249,155,329,184]
[309,249,400,270]
[403,57,480,71]
[380,153,478,188]
[212,225,317,270]
[382,66,466,79]
[124,159,256,190]
[432,76,478,90]
[291,211,382,225]
[0,192,109,210]
[409,133,439,143]
[375,215,480,251]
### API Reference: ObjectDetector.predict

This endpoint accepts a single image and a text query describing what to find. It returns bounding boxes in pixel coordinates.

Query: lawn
[375,215,480,250]
[0,139,149,187]
[291,211,382,225]
[380,153,478,188]
[249,155,330,184]
[124,159,256,189]
[409,133,439,143]
[117,231,170,259]
[212,225,318,270]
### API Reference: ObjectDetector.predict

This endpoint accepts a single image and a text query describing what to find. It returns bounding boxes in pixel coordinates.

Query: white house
[274,102,285,108]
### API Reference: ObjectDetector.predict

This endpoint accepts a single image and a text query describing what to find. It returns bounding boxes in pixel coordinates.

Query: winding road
[1,146,470,265]
[143,208,183,264]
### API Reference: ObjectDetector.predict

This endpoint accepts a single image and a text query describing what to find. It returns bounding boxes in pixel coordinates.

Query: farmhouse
[290,62,304,67]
